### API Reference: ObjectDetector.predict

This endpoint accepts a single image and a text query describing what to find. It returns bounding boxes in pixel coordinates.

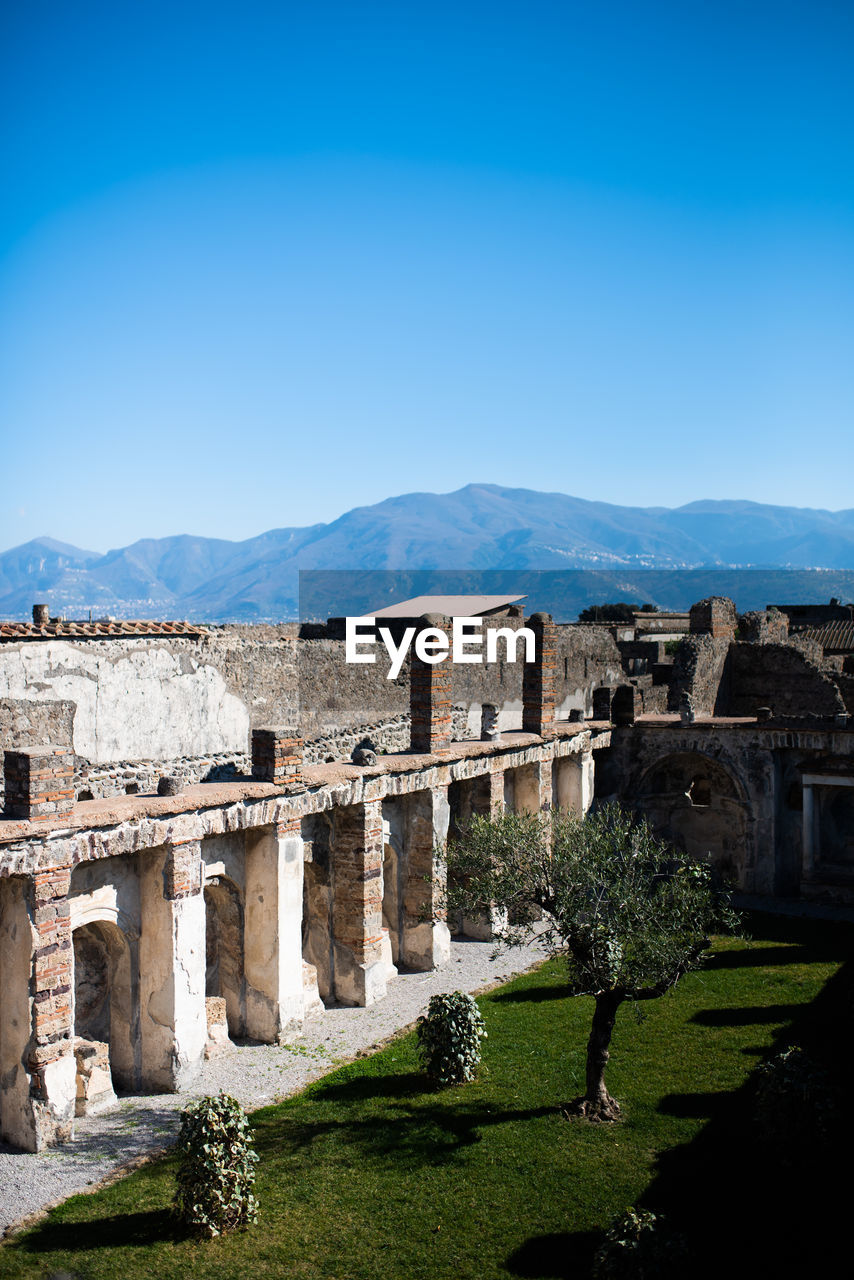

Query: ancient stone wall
[0,622,624,781]
[668,636,732,716]
[726,643,845,718]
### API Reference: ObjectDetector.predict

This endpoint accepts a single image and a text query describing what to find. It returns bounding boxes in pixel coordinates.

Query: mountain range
[3,485,854,623]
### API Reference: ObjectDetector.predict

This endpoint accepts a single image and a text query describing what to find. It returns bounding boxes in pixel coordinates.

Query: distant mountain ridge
[3,484,854,622]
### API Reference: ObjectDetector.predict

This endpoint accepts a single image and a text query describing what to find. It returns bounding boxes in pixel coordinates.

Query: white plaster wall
[0,641,249,763]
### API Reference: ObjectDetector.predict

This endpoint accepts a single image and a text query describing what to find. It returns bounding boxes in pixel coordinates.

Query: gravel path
[0,934,548,1238]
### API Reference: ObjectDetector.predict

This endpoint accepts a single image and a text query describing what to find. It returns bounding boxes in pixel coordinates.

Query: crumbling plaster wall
[0,630,298,766]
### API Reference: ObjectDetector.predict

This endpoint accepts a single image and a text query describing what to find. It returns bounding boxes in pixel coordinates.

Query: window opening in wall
[687,777,711,808]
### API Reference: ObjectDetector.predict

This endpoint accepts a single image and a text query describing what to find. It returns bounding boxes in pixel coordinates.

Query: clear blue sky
[1,0,852,553]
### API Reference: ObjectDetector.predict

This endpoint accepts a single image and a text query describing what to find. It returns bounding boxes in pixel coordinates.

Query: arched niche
[72,917,137,1091]
[204,874,245,1037]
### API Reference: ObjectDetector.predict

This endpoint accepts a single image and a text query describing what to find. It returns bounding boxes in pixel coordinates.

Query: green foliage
[448,804,736,1003]
[416,991,487,1085]
[593,1206,687,1279]
[663,639,683,656]
[578,602,653,623]
[173,1093,259,1237]
[755,1045,840,1161]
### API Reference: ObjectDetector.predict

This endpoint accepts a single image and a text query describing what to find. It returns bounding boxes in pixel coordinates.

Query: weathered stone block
[74,1039,117,1116]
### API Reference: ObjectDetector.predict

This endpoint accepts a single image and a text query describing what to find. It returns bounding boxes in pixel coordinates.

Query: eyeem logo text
[345,617,536,680]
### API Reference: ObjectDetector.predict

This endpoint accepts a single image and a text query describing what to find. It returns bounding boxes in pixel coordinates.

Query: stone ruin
[0,599,851,1152]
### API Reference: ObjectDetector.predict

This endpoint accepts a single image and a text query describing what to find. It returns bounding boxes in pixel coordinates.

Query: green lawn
[2,913,851,1280]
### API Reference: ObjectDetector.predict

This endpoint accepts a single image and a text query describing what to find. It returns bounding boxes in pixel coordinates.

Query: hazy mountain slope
[3,485,854,621]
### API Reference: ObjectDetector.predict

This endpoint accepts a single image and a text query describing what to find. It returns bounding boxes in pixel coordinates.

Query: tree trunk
[563,991,622,1122]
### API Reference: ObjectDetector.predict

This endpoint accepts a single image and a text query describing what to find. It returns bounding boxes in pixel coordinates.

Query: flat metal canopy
[369,594,527,619]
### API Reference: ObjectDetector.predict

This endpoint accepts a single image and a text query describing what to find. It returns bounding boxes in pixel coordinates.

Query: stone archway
[204,876,245,1037]
[634,751,750,885]
[72,918,135,1107]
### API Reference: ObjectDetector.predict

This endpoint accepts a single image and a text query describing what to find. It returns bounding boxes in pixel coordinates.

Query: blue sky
[1,0,852,553]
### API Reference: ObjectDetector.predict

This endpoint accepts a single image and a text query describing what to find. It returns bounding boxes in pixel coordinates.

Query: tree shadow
[255,1096,557,1167]
[506,1229,600,1278]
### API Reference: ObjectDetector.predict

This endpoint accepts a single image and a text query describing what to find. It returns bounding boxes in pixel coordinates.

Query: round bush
[416,991,487,1085]
[173,1092,259,1237]
[593,1207,687,1279]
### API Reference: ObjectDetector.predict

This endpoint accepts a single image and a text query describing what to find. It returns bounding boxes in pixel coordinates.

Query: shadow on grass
[256,1094,557,1166]
[641,924,854,1280]
[20,1208,182,1255]
[491,985,569,1005]
[308,1070,428,1102]
[703,944,818,970]
[506,1229,600,1279]
[689,1002,805,1026]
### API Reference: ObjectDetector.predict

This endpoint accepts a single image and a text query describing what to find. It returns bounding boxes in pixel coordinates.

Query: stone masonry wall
[726,643,845,718]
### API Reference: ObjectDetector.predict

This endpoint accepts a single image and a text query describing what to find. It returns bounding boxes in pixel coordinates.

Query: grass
[1,913,852,1280]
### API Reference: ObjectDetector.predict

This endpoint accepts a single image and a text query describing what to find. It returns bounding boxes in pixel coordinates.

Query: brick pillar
[522,613,556,736]
[331,800,387,1006]
[244,816,305,1041]
[28,865,76,1149]
[139,838,206,1091]
[410,613,452,754]
[401,788,451,971]
[252,727,304,789]
[0,865,76,1150]
[4,747,74,822]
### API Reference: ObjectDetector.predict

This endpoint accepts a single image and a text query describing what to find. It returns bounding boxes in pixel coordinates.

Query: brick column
[4,747,74,822]
[331,800,387,1006]
[252,727,304,789]
[244,816,305,1041]
[0,864,76,1150]
[522,613,556,736]
[25,866,76,1150]
[410,614,452,754]
[401,788,451,970]
[139,838,206,1091]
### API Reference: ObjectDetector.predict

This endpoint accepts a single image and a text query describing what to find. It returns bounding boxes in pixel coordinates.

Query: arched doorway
[634,751,750,885]
[72,918,135,1098]
[204,876,245,1037]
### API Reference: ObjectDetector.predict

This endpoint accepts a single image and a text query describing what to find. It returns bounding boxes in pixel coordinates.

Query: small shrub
[416,991,487,1085]
[173,1093,259,1237]
[755,1045,840,1161]
[592,1206,687,1279]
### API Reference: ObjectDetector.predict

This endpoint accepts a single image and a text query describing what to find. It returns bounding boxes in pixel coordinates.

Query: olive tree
[448,803,735,1121]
